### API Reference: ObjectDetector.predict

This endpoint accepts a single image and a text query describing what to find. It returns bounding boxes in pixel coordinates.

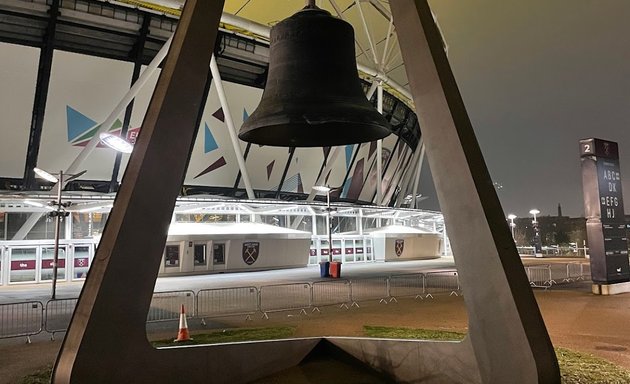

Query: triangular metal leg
[51,1,559,383]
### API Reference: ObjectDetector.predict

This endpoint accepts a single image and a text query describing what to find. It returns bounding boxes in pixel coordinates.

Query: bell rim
[238,121,391,148]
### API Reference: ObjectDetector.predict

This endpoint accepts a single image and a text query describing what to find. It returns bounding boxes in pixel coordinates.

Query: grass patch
[363,326,630,384]
[21,327,630,384]
[20,327,296,382]
[556,347,630,384]
[364,325,465,341]
[18,365,51,384]
[152,326,296,347]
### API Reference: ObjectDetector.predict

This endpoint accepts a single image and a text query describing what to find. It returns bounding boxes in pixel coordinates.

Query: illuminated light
[33,167,58,183]
[312,185,331,193]
[23,200,46,208]
[99,132,134,153]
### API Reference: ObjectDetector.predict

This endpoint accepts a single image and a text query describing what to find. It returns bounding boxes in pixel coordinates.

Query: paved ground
[3,256,629,383]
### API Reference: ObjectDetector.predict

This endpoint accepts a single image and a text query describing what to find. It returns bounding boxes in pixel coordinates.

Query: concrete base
[592,282,630,295]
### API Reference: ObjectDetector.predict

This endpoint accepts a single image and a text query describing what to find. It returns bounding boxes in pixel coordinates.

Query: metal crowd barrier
[424,271,460,298]
[349,277,389,307]
[525,265,552,289]
[581,262,591,278]
[259,283,311,318]
[146,290,195,323]
[44,298,77,340]
[0,301,43,343]
[197,286,258,323]
[388,273,425,301]
[0,261,597,341]
[565,262,584,282]
[311,279,351,311]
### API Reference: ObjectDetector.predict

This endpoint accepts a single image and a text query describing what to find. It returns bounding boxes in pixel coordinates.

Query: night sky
[415,0,630,218]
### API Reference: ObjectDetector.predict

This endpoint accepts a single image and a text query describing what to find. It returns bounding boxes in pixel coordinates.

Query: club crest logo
[395,239,404,257]
[242,242,260,265]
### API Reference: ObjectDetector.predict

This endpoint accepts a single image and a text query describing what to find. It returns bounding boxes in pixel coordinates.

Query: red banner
[41,259,66,269]
[345,248,354,254]
[11,260,36,270]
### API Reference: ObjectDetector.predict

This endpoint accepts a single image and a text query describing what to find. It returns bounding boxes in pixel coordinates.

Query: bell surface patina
[238,4,391,147]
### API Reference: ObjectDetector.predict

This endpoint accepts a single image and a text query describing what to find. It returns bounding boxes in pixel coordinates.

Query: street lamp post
[313,185,333,262]
[34,167,86,299]
[529,209,542,257]
[507,214,517,240]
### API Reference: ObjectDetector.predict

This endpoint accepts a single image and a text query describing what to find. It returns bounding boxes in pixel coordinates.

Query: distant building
[513,213,630,249]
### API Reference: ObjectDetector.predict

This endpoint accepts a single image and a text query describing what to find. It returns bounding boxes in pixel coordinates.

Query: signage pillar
[580,138,629,284]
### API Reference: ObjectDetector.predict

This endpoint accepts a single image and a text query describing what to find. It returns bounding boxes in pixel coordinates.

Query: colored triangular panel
[273,173,303,193]
[345,145,354,170]
[346,158,365,200]
[323,147,331,158]
[212,107,225,122]
[243,108,249,122]
[341,177,352,198]
[368,141,377,158]
[194,156,226,179]
[73,118,123,144]
[204,123,218,153]
[66,106,97,142]
[267,160,275,180]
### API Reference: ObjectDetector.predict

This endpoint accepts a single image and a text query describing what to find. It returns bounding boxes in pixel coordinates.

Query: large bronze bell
[238,4,391,147]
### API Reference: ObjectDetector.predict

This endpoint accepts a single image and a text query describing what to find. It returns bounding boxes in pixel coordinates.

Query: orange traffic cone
[174,304,192,342]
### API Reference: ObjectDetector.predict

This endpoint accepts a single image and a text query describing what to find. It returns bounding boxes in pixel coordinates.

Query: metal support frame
[210,55,255,200]
[232,142,252,197]
[372,123,403,205]
[376,83,384,204]
[395,137,423,207]
[50,170,63,300]
[275,148,296,199]
[380,147,412,206]
[410,142,426,209]
[50,2,559,383]
[338,144,360,198]
[53,3,319,382]
[52,2,228,381]
[391,0,559,381]
[23,0,60,189]
[108,13,151,192]
[65,35,174,178]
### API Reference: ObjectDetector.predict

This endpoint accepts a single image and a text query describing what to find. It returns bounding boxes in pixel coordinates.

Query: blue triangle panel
[345,145,354,170]
[204,123,219,153]
[243,108,249,123]
[66,106,97,141]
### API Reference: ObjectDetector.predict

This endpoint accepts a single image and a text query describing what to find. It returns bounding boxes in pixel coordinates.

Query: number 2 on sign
[584,144,591,153]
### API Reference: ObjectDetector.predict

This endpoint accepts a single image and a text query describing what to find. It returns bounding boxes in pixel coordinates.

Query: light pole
[34,167,86,299]
[313,185,333,262]
[507,214,517,240]
[529,208,542,257]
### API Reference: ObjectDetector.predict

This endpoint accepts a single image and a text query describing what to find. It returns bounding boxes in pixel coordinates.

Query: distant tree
[555,230,570,245]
